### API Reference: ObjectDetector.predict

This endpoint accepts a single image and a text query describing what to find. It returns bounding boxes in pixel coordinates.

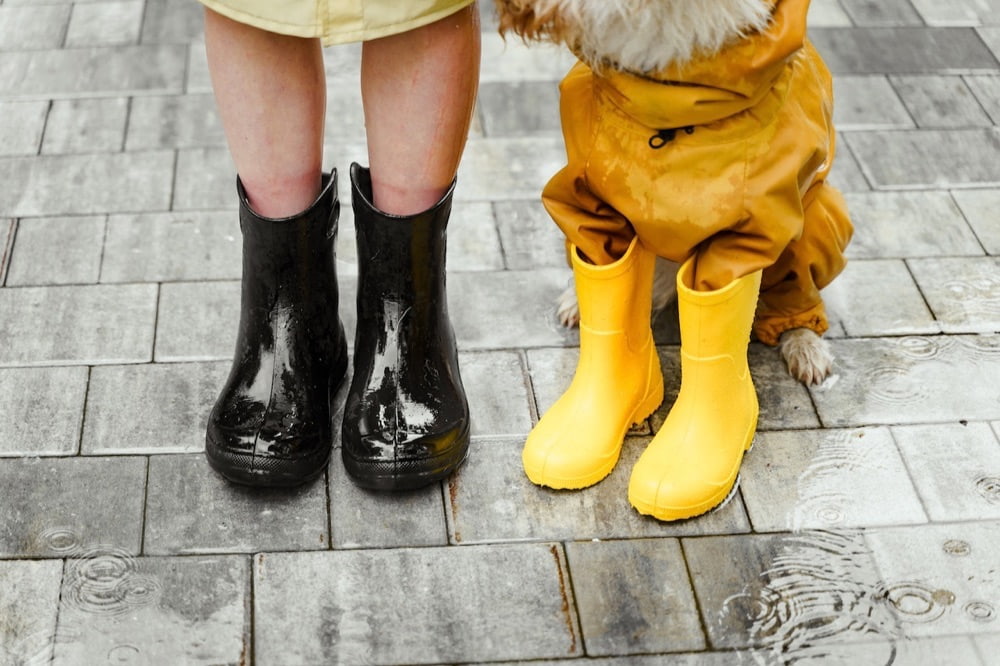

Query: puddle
[721,531,900,665]
[62,546,161,617]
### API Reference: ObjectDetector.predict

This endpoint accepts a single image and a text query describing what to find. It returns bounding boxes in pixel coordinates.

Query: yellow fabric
[198,0,475,45]
[629,258,760,521]
[542,0,853,345]
[522,237,663,489]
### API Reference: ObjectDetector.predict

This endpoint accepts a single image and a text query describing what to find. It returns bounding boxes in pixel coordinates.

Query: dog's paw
[556,282,581,328]
[779,328,834,386]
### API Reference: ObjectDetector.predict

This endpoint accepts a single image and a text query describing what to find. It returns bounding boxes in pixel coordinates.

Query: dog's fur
[500,0,836,385]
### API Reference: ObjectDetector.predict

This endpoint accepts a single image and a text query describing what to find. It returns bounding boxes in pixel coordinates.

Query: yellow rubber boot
[628,257,761,520]
[523,237,663,489]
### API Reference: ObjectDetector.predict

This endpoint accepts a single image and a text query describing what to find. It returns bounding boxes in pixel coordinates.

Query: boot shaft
[676,257,761,362]
[350,164,455,344]
[572,237,656,349]
[237,173,340,306]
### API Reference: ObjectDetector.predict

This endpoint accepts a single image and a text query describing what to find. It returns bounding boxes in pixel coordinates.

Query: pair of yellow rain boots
[523,238,761,521]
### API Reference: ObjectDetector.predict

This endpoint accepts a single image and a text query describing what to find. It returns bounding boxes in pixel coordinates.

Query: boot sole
[342,423,470,491]
[205,444,330,487]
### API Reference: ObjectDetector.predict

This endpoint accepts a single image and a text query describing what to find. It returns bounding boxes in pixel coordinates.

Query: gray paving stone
[0,559,62,666]
[0,6,69,51]
[565,538,706,655]
[460,350,533,437]
[0,456,146,558]
[846,129,1000,189]
[740,427,927,531]
[808,0,852,27]
[489,642,986,666]
[184,40,211,93]
[450,269,576,349]
[952,189,1000,254]
[839,0,924,26]
[833,75,914,130]
[64,0,143,48]
[827,137,872,192]
[909,257,1000,333]
[140,0,204,44]
[0,45,186,99]
[976,634,1000,664]
[478,81,561,137]
[910,0,1000,26]
[684,530,896,654]
[253,543,581,664]
[0,151,174,218]
[968,75,1000,130]
[457,136,568,201]
[144,454,329,554]
[892,422,1000,522]
[41,97,128,154]
[810,28,1000,75]
[494,199,569,270]
[890,75,994,128]
[844,190,984,259]
[101,210,241,283]
[822,259,940,337]
[53,554,249,665]
[0,100,47,156]
[982,25,1000,58]
[0,218,13,285]
[446,436,750,544]
[0,283,157,366]
[125,93,224,150]
[82,361,228,454]
[442,202,506,271]
[5,216,105,285]
[172,147,233,211]
[0,366,88,456]
[865,522,1000,638]
[480,32,579,83]
[810,335,1000,427]
[154,280,239,362]
[328,454,448,550]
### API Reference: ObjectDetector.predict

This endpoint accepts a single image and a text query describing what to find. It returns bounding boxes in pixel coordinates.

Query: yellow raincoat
[542,0,853,344]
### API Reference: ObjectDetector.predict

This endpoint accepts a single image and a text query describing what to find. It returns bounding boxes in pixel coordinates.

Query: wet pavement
[1,0,999,663]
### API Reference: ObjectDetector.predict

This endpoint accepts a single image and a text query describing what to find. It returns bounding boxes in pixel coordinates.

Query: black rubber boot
[206,172,348,487]
[342,163,470,490]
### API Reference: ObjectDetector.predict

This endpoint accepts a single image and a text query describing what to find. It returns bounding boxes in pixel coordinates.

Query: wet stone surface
[565,538,706,655]
[892,422,1000,521]
[740,427,927,531]
[810,335,1000,427]
[253,543,581,665]
[82,361,229,454]
[0,456,146,558]
[143,454,329,555]
[0,559,63,665]
[53,555,249,665]
[865,522,1000,638]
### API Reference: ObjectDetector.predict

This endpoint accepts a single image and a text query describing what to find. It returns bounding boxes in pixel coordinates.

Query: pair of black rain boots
[205,164,470,490]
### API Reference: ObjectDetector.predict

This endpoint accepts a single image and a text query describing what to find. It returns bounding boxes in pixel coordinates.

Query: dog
[498,0,850,387]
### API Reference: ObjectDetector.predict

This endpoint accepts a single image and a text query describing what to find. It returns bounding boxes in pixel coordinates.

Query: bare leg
[203,8,325,218]
[361,4,481,215]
